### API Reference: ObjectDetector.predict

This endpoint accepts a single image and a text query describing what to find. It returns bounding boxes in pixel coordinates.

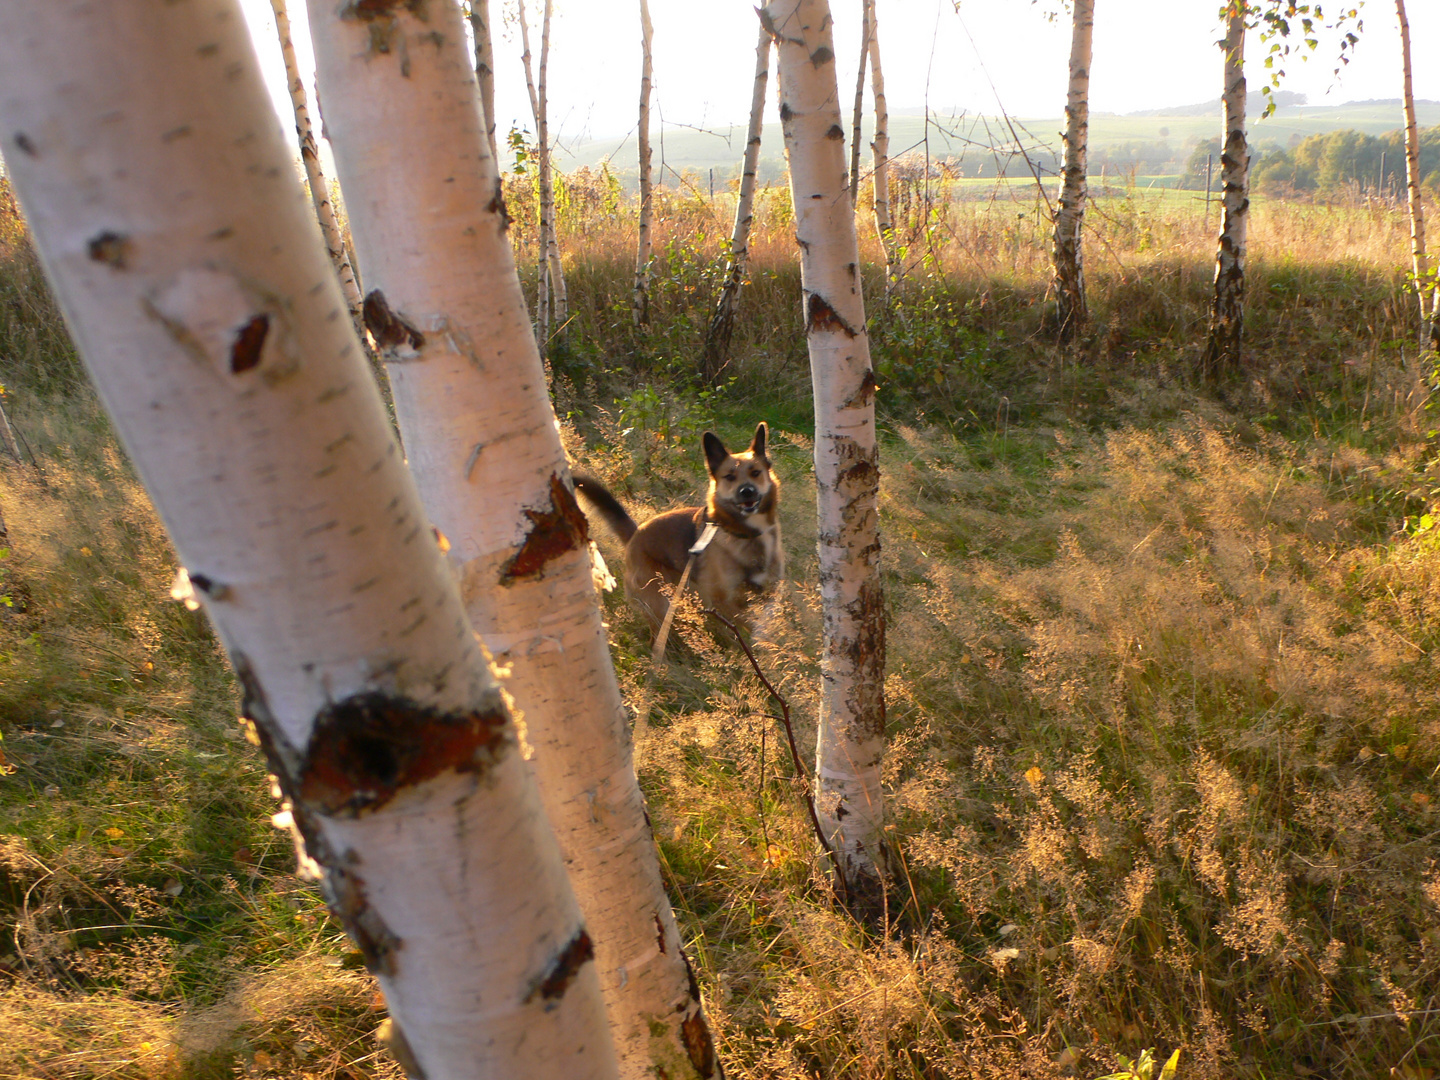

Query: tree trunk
[516,0,551,342]
[1051,0,1093,342]
[270,0,362,328]
[1203,5,1249,377]
[308,6,720,1078]
[866,0,897,293]
[539,0,567,331]
[634,0,655,326]
[849,2,871,208]
[468,0,498,163]
[762,0,888,912]
[1397,0,1439,352]
[702,22,771,383]
[0,5,619,1078]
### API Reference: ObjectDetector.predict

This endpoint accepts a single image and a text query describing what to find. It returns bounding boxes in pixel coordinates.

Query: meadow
[3,166,1440,1080]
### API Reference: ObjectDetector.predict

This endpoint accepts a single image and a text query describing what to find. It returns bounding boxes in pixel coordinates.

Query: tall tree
[270,0,362,328]
[1202,2,1250,377]
[634,0,655,325]
[1051,0,1094,342]
[866,0,897,293]
[468,0,499,162]
[307,4,720,1077]
[0,3,619,1077]
[702,24,772,382]
[849,0,871,208]
[517,0,567,342]
[761,0,888,910]
[1396,0,1439,351]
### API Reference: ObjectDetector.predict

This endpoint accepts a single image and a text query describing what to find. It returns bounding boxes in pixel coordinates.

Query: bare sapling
[634,0,655,326]
[762,0,889,913]
[703,23,772,383]
[1396,0,1438,352]
[0,3,619,1077]
[867,0,897,293]
[849,0,872,208]
[1203,2,1250,376]
[1051,0,1093,341]
[308,3,721,1077]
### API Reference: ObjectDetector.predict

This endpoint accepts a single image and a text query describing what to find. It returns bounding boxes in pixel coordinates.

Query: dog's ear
[749,421,769,462]
[702,431,730,476]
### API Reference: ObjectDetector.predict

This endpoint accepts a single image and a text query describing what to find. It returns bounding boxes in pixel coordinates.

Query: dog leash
[651,520,719,664]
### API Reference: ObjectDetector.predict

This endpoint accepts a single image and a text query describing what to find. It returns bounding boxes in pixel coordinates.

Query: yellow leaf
[139,1042,153,1053]
[1393,743,1410,760]
[1024,766,1044,789]
[104,826,124,839]
[80,546,92,557]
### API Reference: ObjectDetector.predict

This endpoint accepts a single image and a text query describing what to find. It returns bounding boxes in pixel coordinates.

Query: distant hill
[549,96,1440,189]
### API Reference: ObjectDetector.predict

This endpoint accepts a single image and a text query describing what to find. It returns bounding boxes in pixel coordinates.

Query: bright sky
[242,1,1438,156]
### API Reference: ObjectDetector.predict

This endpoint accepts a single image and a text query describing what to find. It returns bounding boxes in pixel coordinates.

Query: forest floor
[3,174,1440,1080]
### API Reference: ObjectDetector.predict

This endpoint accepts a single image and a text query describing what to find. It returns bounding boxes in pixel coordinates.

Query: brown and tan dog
[573,423,783,632]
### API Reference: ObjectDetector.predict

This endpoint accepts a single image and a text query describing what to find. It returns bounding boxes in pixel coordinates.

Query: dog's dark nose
[738,483,758,502]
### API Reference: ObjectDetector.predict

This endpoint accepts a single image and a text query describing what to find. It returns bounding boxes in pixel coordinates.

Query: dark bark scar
[806,293,859,338]
[524,928,594,1006]
[230,314,269,374]
[87,231,131,270]
[500,473,590,583]
[842,369,877,409]
[487,179,512,231]
[363,290,426,354]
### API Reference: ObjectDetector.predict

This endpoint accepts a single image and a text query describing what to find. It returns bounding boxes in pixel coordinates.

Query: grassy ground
[3,171,1440,1080]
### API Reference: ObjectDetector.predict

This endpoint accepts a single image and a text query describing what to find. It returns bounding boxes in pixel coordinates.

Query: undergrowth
[3,165,1440,1080]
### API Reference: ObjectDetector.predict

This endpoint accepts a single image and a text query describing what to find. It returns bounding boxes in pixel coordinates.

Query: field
[4,168,1440,1080]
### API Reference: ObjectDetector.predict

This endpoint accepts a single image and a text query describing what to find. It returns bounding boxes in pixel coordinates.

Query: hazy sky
[243,2,1438,155]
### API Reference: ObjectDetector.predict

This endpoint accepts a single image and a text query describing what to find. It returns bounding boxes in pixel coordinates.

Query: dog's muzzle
[737,483,759,513]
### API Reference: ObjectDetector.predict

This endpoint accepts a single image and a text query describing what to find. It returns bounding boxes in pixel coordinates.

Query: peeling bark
[1203,7,1249,377]
[703,22,771,383]
[1051,0,1092,342]
[763,0,887,910]
[309,5,721,1076]
[0,4,617,1077]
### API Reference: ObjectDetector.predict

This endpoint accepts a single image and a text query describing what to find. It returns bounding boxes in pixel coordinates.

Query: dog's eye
[749,469,760,478]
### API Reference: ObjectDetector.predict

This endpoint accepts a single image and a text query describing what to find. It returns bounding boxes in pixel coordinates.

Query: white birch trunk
[848,2,870,208]
[1203,7,1249,376]
[469,0,499,164]
[0,5,617,1078]
[866,0,896,293]
[634,0,655,326]
[517,0,551,341]
[271,0,362,326]
[1397,0,1438,351]
[307,5,720,1078]
[1051,0,1093,341]
[539,0,568,330]
[762,0,888,909]
[703,23,771,382]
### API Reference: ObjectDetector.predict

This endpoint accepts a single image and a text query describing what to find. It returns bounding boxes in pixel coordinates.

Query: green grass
[4,168,1440,1080]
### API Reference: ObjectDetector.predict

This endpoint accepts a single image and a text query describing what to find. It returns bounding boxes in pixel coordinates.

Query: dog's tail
[571,475,637,544]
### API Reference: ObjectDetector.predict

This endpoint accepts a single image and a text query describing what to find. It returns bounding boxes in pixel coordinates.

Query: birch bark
[1396,0,1438,351]
[308,5,719,1078]
[849,2,871,208]
[1051,0,1093,341]
[1203,5,1250,376]
[539,0,568,331]
[703,23,771,383]
[866,0,897,293]
[517,0,552,341]
[270,0,362,326]
[762,0,888,909]
[635,0,655,326]
[468,0,498,163]
[0,4,616,1078]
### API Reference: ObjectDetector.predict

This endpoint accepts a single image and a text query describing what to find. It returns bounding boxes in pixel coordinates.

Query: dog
[573,422,783,634]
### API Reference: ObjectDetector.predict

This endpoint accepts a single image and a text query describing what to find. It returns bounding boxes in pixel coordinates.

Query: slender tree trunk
[1397,0,1439,352]
[539,0,568,331]
[634,0,655,326]
[1051,0,1093,342]
[517,0,551,341]
[702,23,771,383]
[270,0,362,327]
[867,0,897,293]
[762,0,888,912]
[0,5,618,1078]
[849,1,871,208]
[309,6,720,1078]
[469,0,498,163]
[1203,5,1249,377]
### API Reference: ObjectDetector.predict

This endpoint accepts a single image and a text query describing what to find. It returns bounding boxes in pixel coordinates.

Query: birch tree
[1202,3,1250,377]
[0,4,618,1078]
[1396,0,1439,351]
[517,0,567,342]
[1051,0,1094,341]
[866,0,898,292]
[634,0,655,326]
[307,4,720,1077]
[762,0,888,910]
[468,0,499,162]
[849,1,872,208]
[270,0,362,327]
[702,24,772,382]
